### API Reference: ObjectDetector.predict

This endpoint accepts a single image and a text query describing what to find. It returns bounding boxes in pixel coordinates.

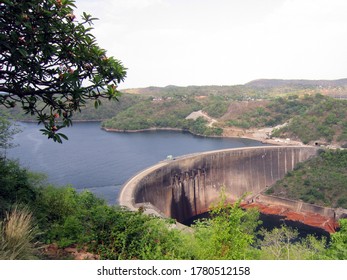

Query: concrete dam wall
[119,146,319,224]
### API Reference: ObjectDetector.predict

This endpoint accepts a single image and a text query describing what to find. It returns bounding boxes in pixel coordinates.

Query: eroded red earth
[242,202,339,233]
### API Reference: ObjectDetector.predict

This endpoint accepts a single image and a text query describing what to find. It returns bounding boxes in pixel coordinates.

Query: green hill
[265,149,347,209]
[272,95,347,145]
[101,95,223,136]
[225,94,347,146]
[2,78,347,142]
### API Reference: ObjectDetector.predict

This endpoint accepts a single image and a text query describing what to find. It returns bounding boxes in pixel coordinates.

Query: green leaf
[94,99,101,109]
[57,133,68,140]
[18,47,28,57]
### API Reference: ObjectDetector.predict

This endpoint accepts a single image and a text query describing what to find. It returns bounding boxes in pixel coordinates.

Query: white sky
[75,0,347,89]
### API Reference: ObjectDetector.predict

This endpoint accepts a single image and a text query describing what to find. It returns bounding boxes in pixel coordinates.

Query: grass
[0,206,38,259]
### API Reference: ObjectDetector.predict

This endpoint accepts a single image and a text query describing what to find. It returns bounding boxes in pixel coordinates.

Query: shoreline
[102,126,229,140]
[102,125,344,148]
[102,125,308,146]
[102,126,189,133]
[17,119,310,147]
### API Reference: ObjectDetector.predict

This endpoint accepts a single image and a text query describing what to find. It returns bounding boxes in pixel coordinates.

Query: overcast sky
[75,0,347,89]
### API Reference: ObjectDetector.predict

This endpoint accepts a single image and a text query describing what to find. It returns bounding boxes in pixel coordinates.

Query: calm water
[8,122,267,204]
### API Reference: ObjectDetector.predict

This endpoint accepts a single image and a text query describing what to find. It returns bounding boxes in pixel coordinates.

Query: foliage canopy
[0,0,126,142]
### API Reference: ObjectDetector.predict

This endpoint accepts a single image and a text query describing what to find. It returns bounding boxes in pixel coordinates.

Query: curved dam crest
[119,146,343,232]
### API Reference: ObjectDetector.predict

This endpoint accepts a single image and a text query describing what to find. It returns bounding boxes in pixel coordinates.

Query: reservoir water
[7,122,267,204]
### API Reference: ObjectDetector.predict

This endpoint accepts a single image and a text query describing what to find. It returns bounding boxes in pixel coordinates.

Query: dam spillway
[119,146,341,230]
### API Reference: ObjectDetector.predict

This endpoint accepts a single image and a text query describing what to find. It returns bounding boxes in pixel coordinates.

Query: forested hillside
[272,96,347,145]
[2,79,347,144]
[266,149,347,208]
[226,94,347,146]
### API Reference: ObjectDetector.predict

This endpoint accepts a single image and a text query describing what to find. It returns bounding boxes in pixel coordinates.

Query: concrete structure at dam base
[120,146,347,233]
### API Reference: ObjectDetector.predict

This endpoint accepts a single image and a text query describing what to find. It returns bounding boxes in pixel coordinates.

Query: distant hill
[245,78,347,88]
[122,79,347,94]
[122,85,248,97]
[121,78,347,99]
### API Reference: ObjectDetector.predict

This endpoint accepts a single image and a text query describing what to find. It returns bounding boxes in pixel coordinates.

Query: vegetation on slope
[266,149,347,208]
[225,94,347,146]
[100,88,347,142]
[3,79,347,140]
[0,207,38,260]
[272,96,347,145]
[102,84,333,136]
[102,96,200,130]
[226,94,315,129]
[0,157,192,260]
[101,95,223,136]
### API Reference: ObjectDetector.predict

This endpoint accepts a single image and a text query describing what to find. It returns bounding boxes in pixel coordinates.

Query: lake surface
[8,122,267,204]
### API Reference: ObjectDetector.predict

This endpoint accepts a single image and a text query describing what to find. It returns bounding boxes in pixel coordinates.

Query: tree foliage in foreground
[257,226,327,260]
[326,219,347,259]
[192,193,260,259]
[0,0,126,142]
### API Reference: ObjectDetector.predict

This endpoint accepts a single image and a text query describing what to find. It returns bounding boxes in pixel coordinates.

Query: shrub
[0,159,39,218]
[191,192,260,260]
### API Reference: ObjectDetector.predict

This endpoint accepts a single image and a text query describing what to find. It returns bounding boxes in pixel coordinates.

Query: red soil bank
[242,202,339,234]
